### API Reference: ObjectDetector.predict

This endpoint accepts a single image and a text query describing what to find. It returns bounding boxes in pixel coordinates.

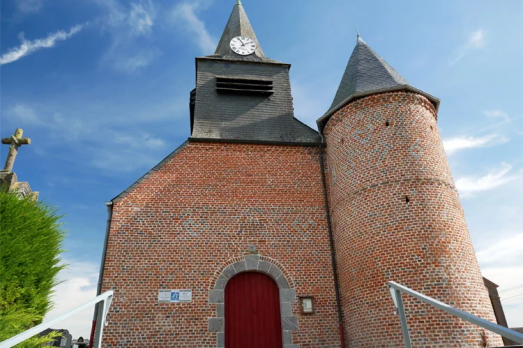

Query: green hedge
[0,191,66,346]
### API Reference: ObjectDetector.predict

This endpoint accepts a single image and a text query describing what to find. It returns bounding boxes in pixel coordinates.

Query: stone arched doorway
[208,254,299,348]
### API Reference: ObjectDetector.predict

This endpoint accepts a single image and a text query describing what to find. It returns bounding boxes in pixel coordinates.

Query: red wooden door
[225,272,283,348]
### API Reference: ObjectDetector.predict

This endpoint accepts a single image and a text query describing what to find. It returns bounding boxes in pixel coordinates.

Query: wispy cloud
[16,0,42,13]
[128,1,155,36]
[45,259,99,338]
[8,104,40,123]
[456,163,518,197]
[9,104,90,139]
[450,29,486,65]
[478,233,523,326]
[443,134,507,155]
[6,103,168,172]
[90,129,166,172]
[477,233,523,267]
[0,24,85,65]
[115,48,162,73]
[94,0,160,73]
[172,2,216,53]
[484,109,510,122]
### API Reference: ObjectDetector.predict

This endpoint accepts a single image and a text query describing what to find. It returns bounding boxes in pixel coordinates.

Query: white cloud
[45,260,99,338]
[115,48,161,73]
[0,24,85,65]
[477,234,523,327]
[16,0,42,13]
[484,110,508,118]
[128,1,155,36]
[456,163,518,197]
[8,104,91,138]
[94,0,160,73]
[91,130,166,172]
[6,103,168,172]
[477,234,523,267]
[468,30,486,49]
[7,103,168,172]
[93,0,126,29]
[443,134,507,155]
[172,2,216,53]
[9,104,41,124]
[484,109,511,123]
[450,29,487,65]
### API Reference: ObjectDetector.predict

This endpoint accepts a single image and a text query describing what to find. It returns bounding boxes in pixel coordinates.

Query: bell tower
[190,0,319,144]
[318,35,503,347]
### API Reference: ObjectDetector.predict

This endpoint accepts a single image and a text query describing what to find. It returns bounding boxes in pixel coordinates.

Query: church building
[95,1,502,347]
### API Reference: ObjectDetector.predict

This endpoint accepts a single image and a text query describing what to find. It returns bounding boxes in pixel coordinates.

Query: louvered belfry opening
[216,76,274,96]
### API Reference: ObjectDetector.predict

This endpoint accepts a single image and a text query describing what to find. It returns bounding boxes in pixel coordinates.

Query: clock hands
[230,37,256,55]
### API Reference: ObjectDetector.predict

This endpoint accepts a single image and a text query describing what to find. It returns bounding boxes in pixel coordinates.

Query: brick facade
[323,91,503,347]
[100,143,342,348]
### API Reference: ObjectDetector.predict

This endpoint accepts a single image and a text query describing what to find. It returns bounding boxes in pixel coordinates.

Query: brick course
[101,143,342,348]
[324,91,503,347]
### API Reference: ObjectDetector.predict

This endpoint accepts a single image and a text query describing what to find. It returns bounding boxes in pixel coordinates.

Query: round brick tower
[318,36,502,347]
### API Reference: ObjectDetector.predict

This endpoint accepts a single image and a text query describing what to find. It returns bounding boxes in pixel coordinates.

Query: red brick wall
[100,142,342,348]
[324,91,502,347]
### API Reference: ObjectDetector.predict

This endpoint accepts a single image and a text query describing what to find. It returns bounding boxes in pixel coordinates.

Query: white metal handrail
[387,281,523,347]
[0,291,114,348]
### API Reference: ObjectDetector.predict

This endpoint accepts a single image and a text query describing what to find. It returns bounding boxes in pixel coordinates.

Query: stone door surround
[208,254,299,348]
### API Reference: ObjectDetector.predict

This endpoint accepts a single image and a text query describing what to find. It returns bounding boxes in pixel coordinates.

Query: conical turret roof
[317,35,439,132]
[209,0,279,63]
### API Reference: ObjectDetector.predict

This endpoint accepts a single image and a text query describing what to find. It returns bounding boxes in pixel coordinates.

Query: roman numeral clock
[230,36,257,55]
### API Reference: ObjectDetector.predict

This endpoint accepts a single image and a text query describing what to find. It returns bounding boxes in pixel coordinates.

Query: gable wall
[100,142,342,348]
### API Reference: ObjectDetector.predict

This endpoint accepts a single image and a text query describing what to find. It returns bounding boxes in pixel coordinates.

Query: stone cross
[1,129,31,172]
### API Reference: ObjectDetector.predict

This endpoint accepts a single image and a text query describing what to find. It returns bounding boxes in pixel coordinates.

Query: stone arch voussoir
[207,254,299,348]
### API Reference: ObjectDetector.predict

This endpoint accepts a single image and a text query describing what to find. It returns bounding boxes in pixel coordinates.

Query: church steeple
[318,34,439,131]
[190,1,320,144]
[212,0,267,61]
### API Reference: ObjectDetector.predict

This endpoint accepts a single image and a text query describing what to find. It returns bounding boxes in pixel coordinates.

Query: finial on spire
[236,0,242,5]
[356,26,360,38]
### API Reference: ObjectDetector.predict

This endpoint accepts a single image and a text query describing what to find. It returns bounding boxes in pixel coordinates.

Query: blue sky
[1,0,522,338]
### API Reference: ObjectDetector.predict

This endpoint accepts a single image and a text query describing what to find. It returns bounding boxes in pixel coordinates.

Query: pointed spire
[318,37,439,131]
[213,0,265,59]
[356,26,360,39]
[327,37,410,113]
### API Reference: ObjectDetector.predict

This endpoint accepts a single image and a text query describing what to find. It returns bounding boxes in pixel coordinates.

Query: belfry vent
[216,76,274,96]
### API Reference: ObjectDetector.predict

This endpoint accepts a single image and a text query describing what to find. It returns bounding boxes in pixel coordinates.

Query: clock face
[230,36,257,56]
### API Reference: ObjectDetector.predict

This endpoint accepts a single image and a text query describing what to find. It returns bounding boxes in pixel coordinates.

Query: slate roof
[317,35,440,132]
[209,0,283,64]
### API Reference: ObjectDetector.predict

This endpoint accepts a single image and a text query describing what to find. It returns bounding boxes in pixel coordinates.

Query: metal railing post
[93,294,113,348]
[394,289,412,348]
